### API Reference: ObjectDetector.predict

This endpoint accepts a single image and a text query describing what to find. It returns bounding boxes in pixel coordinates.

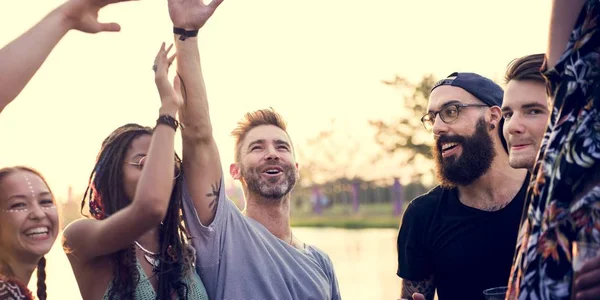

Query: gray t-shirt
[181,176,341,300]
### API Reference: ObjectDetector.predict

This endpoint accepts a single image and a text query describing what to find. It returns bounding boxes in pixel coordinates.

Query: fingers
[165,43,176,66]
[156,42,166,57]
[98,22,121,32]
[156,43,174,60]
[412,293,425,300]
[167,53,177,66]
[154,43,169,67]
[575,269,600,291]
[208,0,224,11]
[154,42,176,78]
[108,0,141,5]
[579,256,600,274]
[575,286,600,300]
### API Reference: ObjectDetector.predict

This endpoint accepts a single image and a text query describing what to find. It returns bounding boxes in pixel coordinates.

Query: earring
[490,124,495,130]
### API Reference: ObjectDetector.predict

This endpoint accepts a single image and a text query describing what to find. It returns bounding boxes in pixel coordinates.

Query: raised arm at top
[0,0,135,113]
[168,0,225,225]
[545,0,586,70]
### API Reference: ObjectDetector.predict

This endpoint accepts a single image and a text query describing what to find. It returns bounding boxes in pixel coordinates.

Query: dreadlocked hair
[79,123,194,300]
[36,257,47,300]
[0,166,53,300]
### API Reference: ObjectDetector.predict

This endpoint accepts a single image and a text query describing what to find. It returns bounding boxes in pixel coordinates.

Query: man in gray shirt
[169,0,341,299]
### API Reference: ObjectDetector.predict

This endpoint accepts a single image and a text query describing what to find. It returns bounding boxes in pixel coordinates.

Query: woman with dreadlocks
[0,167,58,300]
[62,42,208,300]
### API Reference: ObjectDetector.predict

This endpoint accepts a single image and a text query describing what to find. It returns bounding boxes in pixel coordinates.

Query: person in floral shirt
[507,1,600,299]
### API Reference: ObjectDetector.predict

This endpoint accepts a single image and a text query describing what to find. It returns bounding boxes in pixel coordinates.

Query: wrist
[173,27,199,41]
[51,4,76,33]
[155,114,179,131]
[159,105,179,117]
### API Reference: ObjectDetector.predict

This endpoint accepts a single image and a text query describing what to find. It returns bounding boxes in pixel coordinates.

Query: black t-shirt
[396,177,529,300]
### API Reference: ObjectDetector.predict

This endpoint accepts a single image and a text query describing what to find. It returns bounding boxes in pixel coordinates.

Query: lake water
[27,228,400,300]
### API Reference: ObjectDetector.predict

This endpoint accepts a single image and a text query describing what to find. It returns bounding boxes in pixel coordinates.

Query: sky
[0,0,551,201]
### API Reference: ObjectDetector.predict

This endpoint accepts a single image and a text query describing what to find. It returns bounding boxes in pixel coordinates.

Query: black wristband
[173,27,199,41]
[156,115,179,131]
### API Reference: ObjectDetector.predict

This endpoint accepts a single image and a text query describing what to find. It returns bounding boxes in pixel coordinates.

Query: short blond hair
[231,108,291,162]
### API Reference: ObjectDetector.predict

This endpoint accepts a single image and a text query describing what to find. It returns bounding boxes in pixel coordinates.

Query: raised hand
[153,43,182,111]
[168,0,224,30]
[59,0,136,33]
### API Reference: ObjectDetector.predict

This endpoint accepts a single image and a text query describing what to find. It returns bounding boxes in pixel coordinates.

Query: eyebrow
[247,139,265,150]
[274,139,291,148]
[521,103,549,111]
[247,139,291,150]
[428,100,462,113]
[130,153,146,160]
[502,102,548,113]
[7,192,52,201]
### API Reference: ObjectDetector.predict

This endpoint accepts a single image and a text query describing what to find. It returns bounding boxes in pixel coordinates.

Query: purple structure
[351,182,360,213]
[312,186,323,215]
[392,178,404,216]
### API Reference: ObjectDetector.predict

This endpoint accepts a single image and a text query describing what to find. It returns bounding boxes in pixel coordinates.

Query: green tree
[369,74,437,183]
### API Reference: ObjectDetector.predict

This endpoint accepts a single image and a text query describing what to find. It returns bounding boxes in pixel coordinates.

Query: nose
[505,114,525,137]
[265,145,280,161]
[432,114,449,136]
[28,203,46,220]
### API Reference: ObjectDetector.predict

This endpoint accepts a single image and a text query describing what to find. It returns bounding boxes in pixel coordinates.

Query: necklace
[134,241,160,269]
[289,232,307,250]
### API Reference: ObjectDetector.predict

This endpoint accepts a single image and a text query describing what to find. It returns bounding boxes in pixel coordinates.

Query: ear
[488,106,502,128]
[294,162,300,179]
[230,163,242,180]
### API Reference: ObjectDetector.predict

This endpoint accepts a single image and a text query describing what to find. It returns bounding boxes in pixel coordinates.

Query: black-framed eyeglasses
[421,103,489,130]
[126,156,182,179]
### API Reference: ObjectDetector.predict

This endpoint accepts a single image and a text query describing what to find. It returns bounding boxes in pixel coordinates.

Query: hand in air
[60,0,136,33]
[168,0,224,30]
[153,43,183,110]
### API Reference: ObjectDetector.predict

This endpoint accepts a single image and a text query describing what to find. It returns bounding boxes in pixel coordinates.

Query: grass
[60,197,405,230]
[290,203,403,229]
[291,216,400,229]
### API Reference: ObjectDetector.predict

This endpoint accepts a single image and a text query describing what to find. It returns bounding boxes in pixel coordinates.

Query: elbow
[146,201,167,224]
[133,194,169,225]
[182,124,214,144]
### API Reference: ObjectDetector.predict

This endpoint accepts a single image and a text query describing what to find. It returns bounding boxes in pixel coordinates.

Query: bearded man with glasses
[397,72,529,300]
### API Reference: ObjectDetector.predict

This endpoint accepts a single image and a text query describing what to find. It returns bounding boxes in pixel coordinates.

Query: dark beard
[432,118,496,188]
[241,161,297,202]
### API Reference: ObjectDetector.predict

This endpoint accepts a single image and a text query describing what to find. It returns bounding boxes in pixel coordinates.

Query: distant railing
[290,178,433,217]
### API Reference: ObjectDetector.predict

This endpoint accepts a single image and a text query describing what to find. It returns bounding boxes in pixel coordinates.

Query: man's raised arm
[169,0,225,225]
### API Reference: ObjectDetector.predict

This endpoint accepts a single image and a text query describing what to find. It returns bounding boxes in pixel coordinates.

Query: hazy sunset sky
[0,0,551,200]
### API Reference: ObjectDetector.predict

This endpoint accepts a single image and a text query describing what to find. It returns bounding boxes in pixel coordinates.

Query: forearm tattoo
[206,179,222,215]
[401,276,435,300]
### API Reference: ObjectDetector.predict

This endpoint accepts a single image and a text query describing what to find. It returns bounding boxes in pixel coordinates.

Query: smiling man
[170,1,340,298]
[501,54,549,172]
[397,72,528,300]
